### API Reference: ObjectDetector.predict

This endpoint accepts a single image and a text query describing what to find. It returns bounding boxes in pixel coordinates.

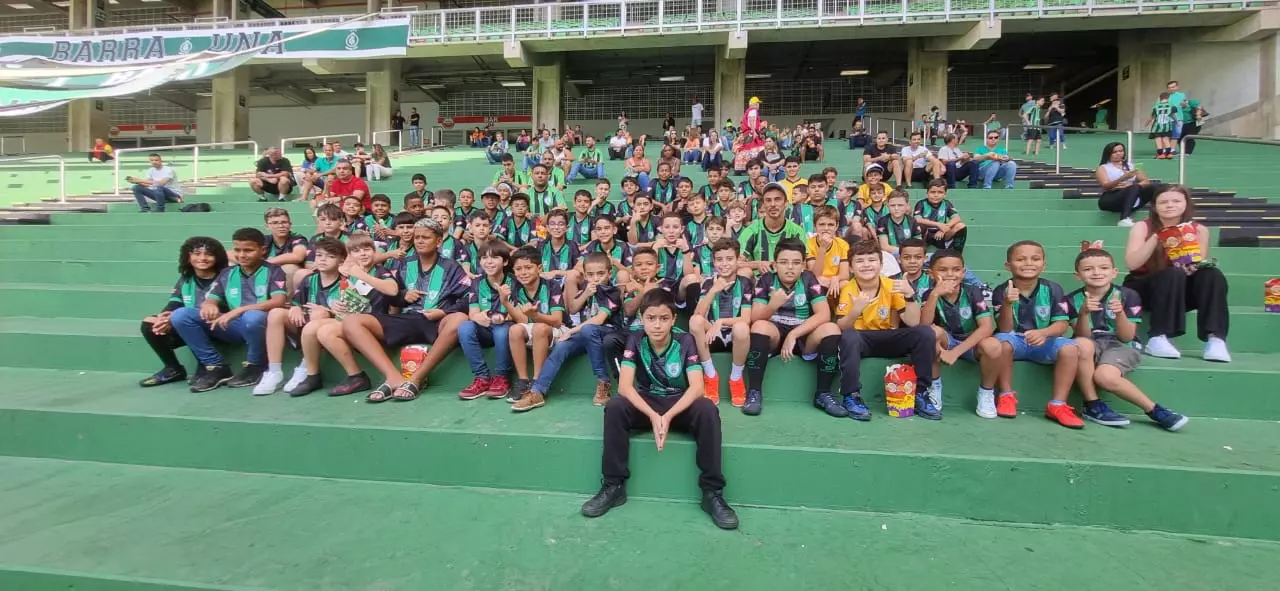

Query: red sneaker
[996,392,1019,418]
[1045,402,1085,429]
[458,377,491,400]
[729,375,747,407]
[486,375,511,399]
[703,373,721,405]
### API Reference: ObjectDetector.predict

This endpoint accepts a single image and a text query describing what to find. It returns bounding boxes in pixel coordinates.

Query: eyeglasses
[987,135,1000,140]
[546,221,567,227]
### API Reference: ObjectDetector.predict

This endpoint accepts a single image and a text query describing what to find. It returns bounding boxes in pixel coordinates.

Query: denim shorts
[996,332,1075,365]
[946,334,978,362]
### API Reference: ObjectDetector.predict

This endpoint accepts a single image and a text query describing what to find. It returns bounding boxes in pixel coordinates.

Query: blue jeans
[996,332,1075,365]
[980,161,1017,189]
[408,126,421,147]
[531,323,612,395]
[1048,124,1065,146]
[169,306,268,366]
[946,334,978,362]
[486,150,505,164]
[765,168,784,182]
[944,161,979,189]
[632,172,651,188]
[568,162,604,181]
[132,185,181,211]
[457,320,514,378]
[1172,120,1184,141]
[683,149,701,163]
[701,151,722,171]
[522,154,540,171]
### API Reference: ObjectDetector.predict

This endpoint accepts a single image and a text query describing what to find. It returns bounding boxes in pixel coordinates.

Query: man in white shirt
[691,97,704,129]
[608,131,629,160]
[900,131,943,188]
[127,153,183,212]
[936,134,979,189]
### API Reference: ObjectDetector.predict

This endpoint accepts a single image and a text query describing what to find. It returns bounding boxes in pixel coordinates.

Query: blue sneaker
[1083,400,1131,427]
[843,394,871,421]
[914,396,942,420]
[814,392,849,418]
[742,389,763,416]
[1147,405,1189,432]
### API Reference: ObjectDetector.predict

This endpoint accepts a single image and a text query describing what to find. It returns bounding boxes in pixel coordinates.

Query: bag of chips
[333,277,372,320]
[1266,278,1280,313]
[399,344,431,379]
[1155,222,1203,267]
[884,364,917,418]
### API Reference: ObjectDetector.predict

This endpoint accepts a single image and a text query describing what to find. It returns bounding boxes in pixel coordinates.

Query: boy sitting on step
[263,208,309,295]
[505,245,568,412]
[914,180,968,252]
[1066,248,1189,431]
[255,237,347,396]
[171,228,288,393]
[689,238,753,407]
[876,190,921,257]
[139,236,229,388]
[920,249,1007,419]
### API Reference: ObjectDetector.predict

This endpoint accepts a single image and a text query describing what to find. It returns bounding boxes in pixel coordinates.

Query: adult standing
[408,107,421,148]
[1046,93,1068,149]
[1018,93,1036,143]
[249,147,295,202]
[391,109,405,148]
[1095,142,1155,227]
[1166,81,1188,148]
[1122,185,1231,362]
[127,153,183,212]
[854,97,868,125]
[691,96,704,131]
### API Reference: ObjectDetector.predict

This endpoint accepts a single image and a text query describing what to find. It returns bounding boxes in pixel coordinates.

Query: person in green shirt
[983,113,1003,140]
[1166,80,1189,142]
[1022,97,1043,155]
[737,183,807,273]
[973,130,1017,189]
[567,135,606,182]
[493,154,530,192]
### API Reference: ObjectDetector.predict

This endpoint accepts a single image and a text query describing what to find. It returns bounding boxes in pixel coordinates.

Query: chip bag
[399,344,431,379]
[884,363,917,418]
[333,277,373,320]
[1156,222,1203,267]
[1266,278,1280,313]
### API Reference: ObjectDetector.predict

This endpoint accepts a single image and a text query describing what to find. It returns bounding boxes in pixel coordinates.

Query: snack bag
[399,344,431,379]
[1156,222,1203,267]
[1266,278,1280,313]
[884,363,917,418]
[333,277,372,320]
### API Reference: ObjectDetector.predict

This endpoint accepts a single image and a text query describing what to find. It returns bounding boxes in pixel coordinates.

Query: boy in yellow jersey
[805,205,850,296]
[856,164,895,207]
[834,239,940,421]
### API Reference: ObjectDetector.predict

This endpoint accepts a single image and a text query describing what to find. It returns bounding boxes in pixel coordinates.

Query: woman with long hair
[1095,142,1155,227]
[297,146,322,200]
[1122,185,1231,362]
[366,143,393,181]
[659,143,682,176]
[702,130,724,171]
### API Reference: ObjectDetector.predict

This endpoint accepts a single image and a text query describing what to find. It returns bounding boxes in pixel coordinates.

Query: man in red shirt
[324,161,371,210]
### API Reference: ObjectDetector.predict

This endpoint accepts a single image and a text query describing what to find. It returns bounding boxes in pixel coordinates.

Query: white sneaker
[927,379,943,411]
[976,390,997,419]
[1117,217,1135,227]
[1145,335,1182,359]
[252,370,285,396]
[1203,337,1233,363]
[283,364,311,391]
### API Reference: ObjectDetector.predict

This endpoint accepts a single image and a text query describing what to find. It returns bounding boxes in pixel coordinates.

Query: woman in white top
[365,144,393,181]
[1095,142,1155,227]
[701,130,724,171]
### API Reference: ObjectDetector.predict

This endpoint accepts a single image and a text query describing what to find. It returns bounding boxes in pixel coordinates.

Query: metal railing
[0,136,27,156]
[112,141,259,195]
[371,129,405,153]
[1005,124,1131,175]
[1178,134,1280,185]
[872,118,926,142]
[0,155,66,203]
[280,134,363,159]
[431,126,445,147]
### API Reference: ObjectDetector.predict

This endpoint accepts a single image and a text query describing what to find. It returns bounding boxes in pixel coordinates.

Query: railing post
[113,157,121,196]
[1126,131,1134,176]
[658,0,664,33]
[475,9,481,40]
[1054,135,1061,175]
[193,146,200,182]
[440,10,446,39]
[817,0,824,24]
[58,158,66,204]
[510,7,516,41]
[697,0,703,30]
[776,0,782,26]
[859,0,865,23]
[546,4,552,36]
[902,0,908,22]
[736,0,742,30]
[583,2,589,36]
[622,1,628,33]
[945,0,951,20]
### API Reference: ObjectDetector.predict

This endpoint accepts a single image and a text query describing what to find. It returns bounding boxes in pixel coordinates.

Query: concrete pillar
[207,0,238,20]
[66,0,108,151]
[367,0,398,11]
[1117,39,1172,133]
[714,53,746,132]
[907,40,948,123]
[532,59,564,131]
[365,60,403,145]
[211,68,250,145]
[1260,33,1278,138]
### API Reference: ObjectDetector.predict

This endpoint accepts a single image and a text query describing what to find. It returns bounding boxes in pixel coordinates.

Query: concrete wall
[195,101,439,149]
[1171,40,1269,137]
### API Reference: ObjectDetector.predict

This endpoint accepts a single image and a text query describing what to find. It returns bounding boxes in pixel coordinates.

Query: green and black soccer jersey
[630,216,658,244]
[453,206,476,235]
[862,204,888,230]
[649,180,676,205]
[438,235,462,262]
[345,217,370,235]
[700,275,754,321]
[568,213,594,245]
[492,168,530,187]
[1065,284,1143,340]
[576,283,622,328]
[267,232,308,259]
[513,277,565,317]
[924,283,992,338]
[585,239,634,267]
[616,198,635,221]
[752,270,827,327]
[164,274,217,312]
[484,207,509,229]
[992,278,1071,333]
[579,146,604,167]
[590,200,616,219]
[876,215,921,248]
[391,257,472,314]
[292,272,343,307]
[342,266,396,314]
[380,238,416,269]
[788,203,815,234]
[1025,103,1043,128]
[363,212,395,232]
[621,332,702,397]
[207,264,288,309]
[709,200,736,218]
[539,238,581,273]
[738,219,806,262]
[529,187,566,218]
[306,231,349,262]
[469,274,515,316]
[684,217,707,246]
[656,246,686,281]
[1150,101,1175,134]
[691,243,714,276]
[831,199,863,233]
[500,216,536,247]
[891,271,933,299]
[914,199,958,225]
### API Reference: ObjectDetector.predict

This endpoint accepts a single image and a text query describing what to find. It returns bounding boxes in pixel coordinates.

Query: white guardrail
[12,1,1274,41]
[370,129,405,153]
[0,136,27,156]
[0,155,65,202]
[113,141,259,196]
[1003,124,1132,175]
[280,134,362,160]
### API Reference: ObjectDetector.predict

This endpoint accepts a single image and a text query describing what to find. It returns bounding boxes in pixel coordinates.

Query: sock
[978,386,995,395]
[730,364,744,381]
[1048,399,1066,406]
[702,360,717,378]
[746,333,772,390]
[998,390,1015,396]
[268,362,283,373]
[814,335,840,394]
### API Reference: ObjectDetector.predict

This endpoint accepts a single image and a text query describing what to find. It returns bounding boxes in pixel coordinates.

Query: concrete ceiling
[0,0,185,19]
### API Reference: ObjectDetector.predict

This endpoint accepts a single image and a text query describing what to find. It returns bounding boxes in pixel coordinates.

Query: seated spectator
[350,142,372,178]
[937,134,978,189]
[702,131,725,172]
[1122,185,1231,362]
[324,161,371,211]
[798,135,824,163]
[1095,142,1155,227]
[973,130,1017,189]
[127,153,184,213]
[366,144,393,182]
[659,144,682,177]
[901,132,943,188]
[89,137,114,162]
[760,138,785,182]
[515,129,531,152]
[862,131,904,186]
[625,145,653,188]
[138,236,229,387]
[683,132,702,164]
[568,135,605,182]
[250,147,295,202]
[608,130,629,160]
[297,147,324,199]
[486,132,508,165]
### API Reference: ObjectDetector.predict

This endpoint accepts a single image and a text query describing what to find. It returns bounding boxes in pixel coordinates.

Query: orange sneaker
[996,392,1019,418]
[729,375,747,407]
[1045,402,1085,429]
[703,373,721,405]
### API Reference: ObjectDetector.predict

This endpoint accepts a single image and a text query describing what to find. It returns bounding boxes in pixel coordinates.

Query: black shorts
[909,168,933,183]
[374,312,439,348]
[260,178,294,194]
[803,148,820,160]
[1024,128,1042,140]
[773,322,806,355]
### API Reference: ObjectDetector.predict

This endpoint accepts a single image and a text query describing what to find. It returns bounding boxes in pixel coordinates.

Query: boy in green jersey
[256,237,347,396]
[139,236,229,388]
[505,246,568,411]
[568,189,596,245]
[690,238,754,407]
[263,207,309,295]
[364,194,395,240]
[921,249,1006,418]
[914,180,967,252]
[457,241,517,401]
[1147,92,1177,158]
[499,193,537,247]
[875,191,921,256]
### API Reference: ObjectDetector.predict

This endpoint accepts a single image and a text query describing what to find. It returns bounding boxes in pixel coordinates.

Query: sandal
[391,381,420,401]
[366,383,395,403]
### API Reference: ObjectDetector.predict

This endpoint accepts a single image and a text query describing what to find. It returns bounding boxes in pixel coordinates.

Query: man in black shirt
[391,109,405,147]
[663,111,676,131]
[408,107,422,148]
[863,131,903,186]
[249,147,295,202]
[1045,94,1067,149]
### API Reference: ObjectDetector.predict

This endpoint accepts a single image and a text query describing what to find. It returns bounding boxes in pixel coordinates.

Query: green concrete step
[2,457,1276,590]
[0,369,1276,540]
[0,324,1273,420]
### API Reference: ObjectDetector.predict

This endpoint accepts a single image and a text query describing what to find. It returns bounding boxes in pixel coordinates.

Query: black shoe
[328,372,371,397]
[507,378,529,403]
[226,363,266,388]
[187,365,207,386]
[287,374,324,397]
[813,392,849,418]
[742,389,762,416]
[581,482,627,518]
[139,367,186,387]
[701,490,739,530]
[190,365,233,393]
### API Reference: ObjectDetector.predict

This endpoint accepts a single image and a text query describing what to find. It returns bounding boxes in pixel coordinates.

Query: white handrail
[280,134,362,159]
[0,136,27,156]
[113,140,259,196]
[0,155,65,203]
[1004,124,1131,175]
[370,129,405,152]
[1178,134,1280,185]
